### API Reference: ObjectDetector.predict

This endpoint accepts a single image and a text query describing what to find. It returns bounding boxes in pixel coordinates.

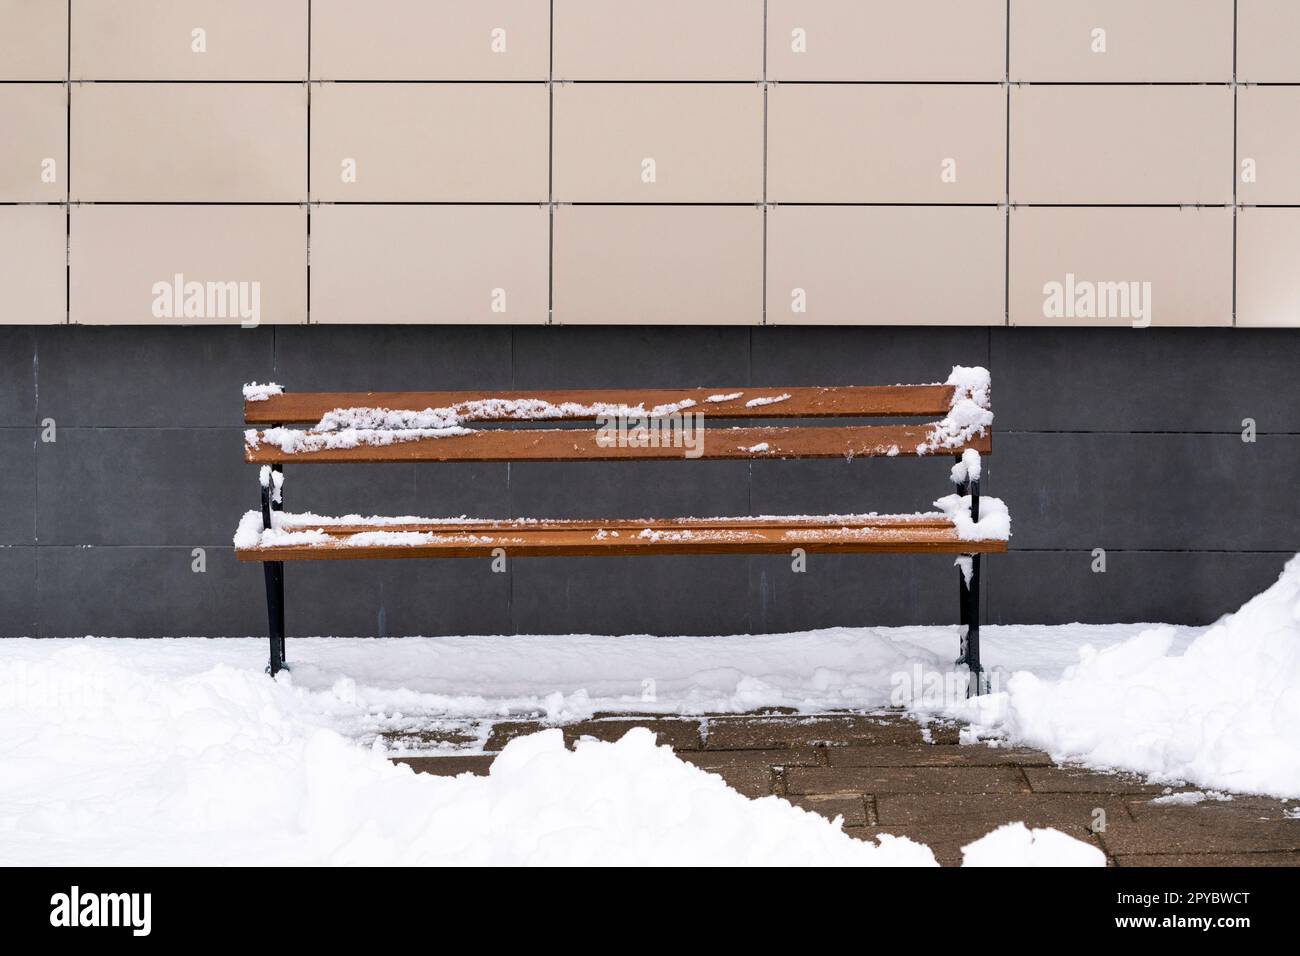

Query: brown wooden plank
[244,385,958,425]
[237,524,1008,562]
[273,514,958,535]
[245,423,991,464]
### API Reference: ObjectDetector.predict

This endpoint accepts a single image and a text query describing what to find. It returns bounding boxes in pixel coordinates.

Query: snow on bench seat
[234,502,1010,561]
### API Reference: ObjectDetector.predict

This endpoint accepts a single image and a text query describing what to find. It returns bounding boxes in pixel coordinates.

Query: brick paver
[391,711,1300,866]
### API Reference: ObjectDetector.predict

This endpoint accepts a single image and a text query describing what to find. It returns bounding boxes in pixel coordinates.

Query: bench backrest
[243,372,992,465]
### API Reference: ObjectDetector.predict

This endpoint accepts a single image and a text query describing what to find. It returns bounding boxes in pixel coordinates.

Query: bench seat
[235,510,1011,561]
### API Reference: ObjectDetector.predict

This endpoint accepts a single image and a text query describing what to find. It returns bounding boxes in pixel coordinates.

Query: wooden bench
[235,368,1009,694]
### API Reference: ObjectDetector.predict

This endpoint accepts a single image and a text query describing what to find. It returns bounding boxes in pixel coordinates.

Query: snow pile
[933,493,1011,541]
[945,555,1300,798]
[242,382,283,402]
[0,645,944,865]
[0,642,1110,866]
[917,366,993,455]
[961,823,1106,867]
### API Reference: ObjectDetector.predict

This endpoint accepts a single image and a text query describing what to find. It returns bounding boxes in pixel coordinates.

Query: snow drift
[0,644,1100,866]
[947,554,1300,798]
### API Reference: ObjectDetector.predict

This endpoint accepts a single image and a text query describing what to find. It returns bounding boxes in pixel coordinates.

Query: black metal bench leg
[955,475,970,666]
[264,560,285,676]
[964,552,985,697]
[260,465,287,676]
[955,470,986,697]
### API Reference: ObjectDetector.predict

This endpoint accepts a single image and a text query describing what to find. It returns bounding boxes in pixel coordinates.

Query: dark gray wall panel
[36,327,274,427]
[989,550,1291,625]
[510,555,752,636]
[0,328,37,426]
[993,328,1300,433]
[36,428,247,546]
[273,325,513,392]
[0,429,36,544]
[513,326,750,387]
[751,457,964,517]
[751,327,990,386]
[999,433,1300,551]
[37,546,265,637]
[511,460,750,519]
[282,558,510,637]
[274,461,513,523]
[0,547,36,636]
[749,552,982,632]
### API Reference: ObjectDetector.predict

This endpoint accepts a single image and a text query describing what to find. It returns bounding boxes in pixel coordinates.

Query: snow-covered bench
[236,369,1009,692]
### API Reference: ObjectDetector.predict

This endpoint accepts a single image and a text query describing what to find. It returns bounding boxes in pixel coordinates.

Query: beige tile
[0,84,66,201]
[0,0,67,79]
[1011,0,1232,81]
[70,205,305,325]
[768,84,1005,203]
[1010,86,1232,205]
[310,83,547,202]
[0,206,65,325]
[767,206,1004,326]
[553,206,761,325]
[70,83,306,201]
[1237,87,1300,206]
[553,84,762,203]
[71,0,307,80]
[1238,0,1300,82]
[1009,207,1232,327]
[554,0,762,80]
[1237,208,1300,328]
[310,204,548,324]
[768,0,1005,81]
[311,0,548,80]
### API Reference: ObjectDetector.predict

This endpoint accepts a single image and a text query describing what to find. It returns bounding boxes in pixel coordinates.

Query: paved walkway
[391,712,1300,866]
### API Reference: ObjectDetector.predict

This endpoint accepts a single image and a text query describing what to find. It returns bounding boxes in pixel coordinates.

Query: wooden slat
[244,385,957,425]
[245,424,991,464]
[273,514,957,535]
[237,522,1008,562]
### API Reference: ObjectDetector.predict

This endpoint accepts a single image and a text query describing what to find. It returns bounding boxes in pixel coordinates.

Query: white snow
[242,382,283,402]
[961,823,1106,867]
[5,552,1299,864]
[932,493,1011,541]
[0,649,936,865]
[706,392,744,403]
[1147,790,1232,807]
[249,396,704,455]
[950,448,983,485]
[233,508,1008,552]
[917,366,993,455]
[0,642,1110,866]
[744,393,792,408]
[938,554,1300,798]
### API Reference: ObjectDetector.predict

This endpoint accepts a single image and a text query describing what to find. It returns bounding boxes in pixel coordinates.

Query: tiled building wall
[2,3,1299,639]
[3,1,1300,327]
